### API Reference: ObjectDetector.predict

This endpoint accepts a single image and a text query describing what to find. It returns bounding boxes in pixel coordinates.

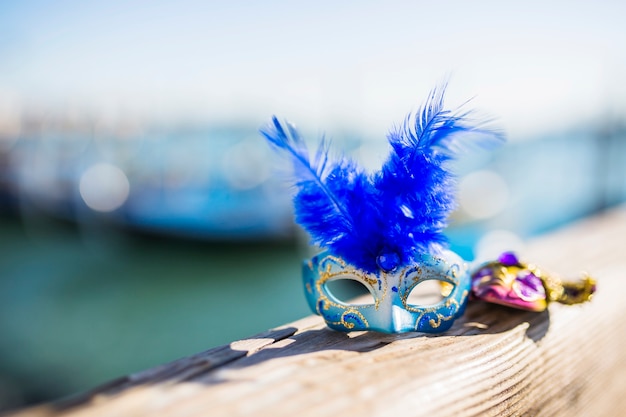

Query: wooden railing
[10,207,626,417]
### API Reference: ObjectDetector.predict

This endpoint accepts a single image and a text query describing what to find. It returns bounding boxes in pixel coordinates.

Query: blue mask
[261,85,504,334]
[303,249,470,333]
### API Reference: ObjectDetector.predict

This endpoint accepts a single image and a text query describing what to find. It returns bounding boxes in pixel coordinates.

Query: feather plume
[373,84,505,269]
[261,85,505,274]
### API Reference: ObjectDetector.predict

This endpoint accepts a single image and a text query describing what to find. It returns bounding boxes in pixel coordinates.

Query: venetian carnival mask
[303,249,469,333]
[262,84,595,333]
[261,84,504,333]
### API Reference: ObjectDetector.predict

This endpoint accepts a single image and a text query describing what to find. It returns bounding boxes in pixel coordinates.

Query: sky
[1,0,625,139]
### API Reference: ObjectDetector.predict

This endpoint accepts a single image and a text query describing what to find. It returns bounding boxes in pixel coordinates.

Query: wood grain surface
[9,207,626,417]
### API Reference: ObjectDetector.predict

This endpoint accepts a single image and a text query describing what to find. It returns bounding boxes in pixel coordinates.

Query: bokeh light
[458,170,510,220]
[79,163,130,212]
[474,230,526,263]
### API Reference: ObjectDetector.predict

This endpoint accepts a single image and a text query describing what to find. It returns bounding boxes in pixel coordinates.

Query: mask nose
[390,304,415,333]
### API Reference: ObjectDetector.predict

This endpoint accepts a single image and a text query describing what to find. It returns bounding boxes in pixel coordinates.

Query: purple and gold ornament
[471,252,596,312]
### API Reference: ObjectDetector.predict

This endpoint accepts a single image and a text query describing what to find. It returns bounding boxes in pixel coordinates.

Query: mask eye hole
[405,280,452,307]
[324,278,376,306]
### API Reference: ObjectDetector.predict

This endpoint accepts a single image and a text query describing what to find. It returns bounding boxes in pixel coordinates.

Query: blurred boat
[0,124,295,240]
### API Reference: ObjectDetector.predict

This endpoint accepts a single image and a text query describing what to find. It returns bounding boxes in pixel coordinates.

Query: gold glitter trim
[314,254,383,310]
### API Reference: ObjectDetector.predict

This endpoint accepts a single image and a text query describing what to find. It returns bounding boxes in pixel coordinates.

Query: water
[0,215,311,410]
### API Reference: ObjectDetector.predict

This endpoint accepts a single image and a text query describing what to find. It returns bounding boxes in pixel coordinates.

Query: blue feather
[261,116,350,222]
[393,84,504,157]
[261,85,505,274]
[260,117,369,262]
[374,85,504,268]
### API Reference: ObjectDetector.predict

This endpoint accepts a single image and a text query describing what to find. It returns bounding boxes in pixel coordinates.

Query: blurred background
[1,0,625,411]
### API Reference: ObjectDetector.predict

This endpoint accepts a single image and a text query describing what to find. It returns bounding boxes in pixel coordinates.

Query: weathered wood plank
[9,207,626,417]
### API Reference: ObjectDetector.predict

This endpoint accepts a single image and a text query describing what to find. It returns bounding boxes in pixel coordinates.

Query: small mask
[471,252,596,311]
